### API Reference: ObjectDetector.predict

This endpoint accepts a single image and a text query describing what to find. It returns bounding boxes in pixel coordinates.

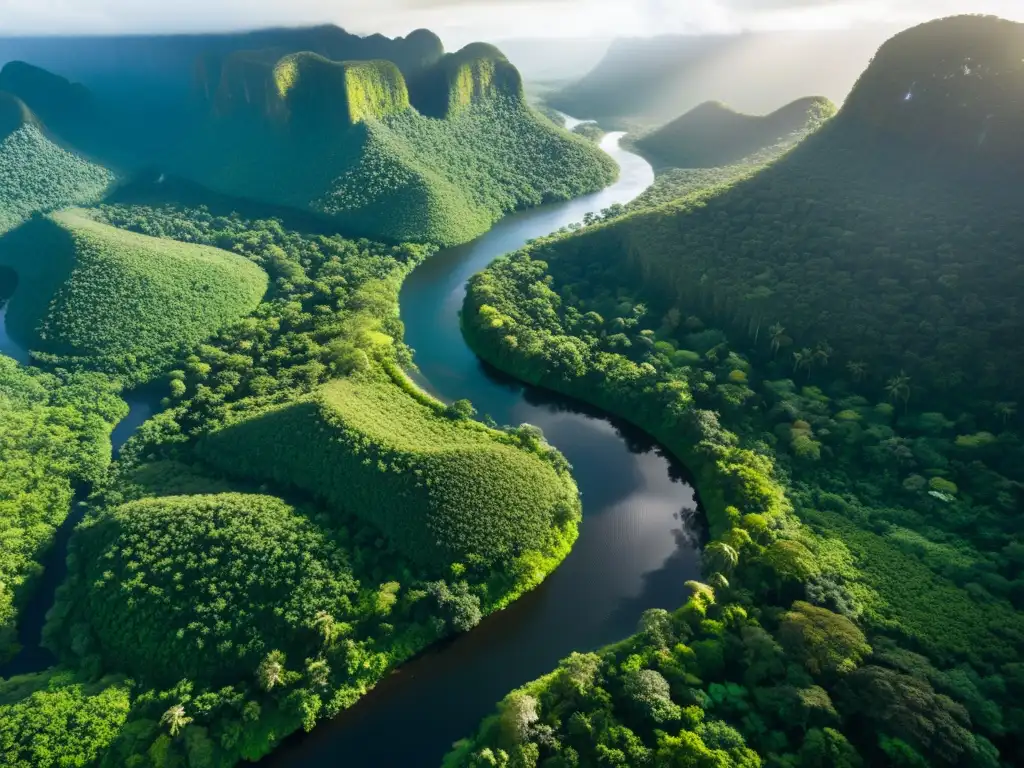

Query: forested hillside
[634,97,836,169]
[198,374,578,572]
[0,358,126,664]
[0,91,113,234]
[173,42,616,245]
[0,209,267,381]
[547,27,895,126]
[0,200,583,767]
[454,15,1024,768]
[0,30,616,247]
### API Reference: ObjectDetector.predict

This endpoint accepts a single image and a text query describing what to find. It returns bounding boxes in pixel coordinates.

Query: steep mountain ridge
[0,33,614,246]
[0,61,94,139]
[452,15,1024,768]
[544,14,1024,402]
[840,14,1024,169]
[0,25,444,100]
[0,91,35,139]
[409,42,524,118]
[635,96,836,168]
[168,40,615,245]
[0,86,113,233]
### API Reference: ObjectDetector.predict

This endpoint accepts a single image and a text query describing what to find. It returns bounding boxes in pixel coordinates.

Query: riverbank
[260,130,704,768]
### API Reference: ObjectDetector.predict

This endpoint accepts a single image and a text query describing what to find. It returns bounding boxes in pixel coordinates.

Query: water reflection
[0,304,29,365]
[264,134,701,766]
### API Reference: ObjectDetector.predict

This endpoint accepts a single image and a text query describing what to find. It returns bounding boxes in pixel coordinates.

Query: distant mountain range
[547,25,903,126]
[634,96,836,169]
[0,26,616,246]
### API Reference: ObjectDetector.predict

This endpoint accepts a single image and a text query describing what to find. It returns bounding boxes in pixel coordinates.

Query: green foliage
[271,53,410,127]
[571,122,604,143]
[410,42,524,119]
[7,201,583,765]
[778,602,870,677]
[634,97,835,169]
[171,39,617,248]
[0,356,126,661]
[0,209,266,382]
[842,15,1024,168]
[0,92,34,139]
[198,372,580,571]
[0,121,112,235]
[455,21,1024,764]
[316,97,617,246]
[50,493,358,688]
[0,669,130,768]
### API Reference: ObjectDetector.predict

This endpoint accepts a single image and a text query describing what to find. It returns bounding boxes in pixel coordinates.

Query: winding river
[263,130,703,764]
[0,308,157,678]
[0,129,703,765]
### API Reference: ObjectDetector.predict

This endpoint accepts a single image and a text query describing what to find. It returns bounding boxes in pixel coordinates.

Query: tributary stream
[0,127,704,766]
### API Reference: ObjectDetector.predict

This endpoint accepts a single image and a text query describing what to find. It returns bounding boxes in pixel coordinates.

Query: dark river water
[0,129,703,765]
[263,131,704,766]
[0,306,156,678]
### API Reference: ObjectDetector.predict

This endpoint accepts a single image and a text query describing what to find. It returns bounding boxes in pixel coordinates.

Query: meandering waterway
[263,130,704,765]
[0,129,703,766]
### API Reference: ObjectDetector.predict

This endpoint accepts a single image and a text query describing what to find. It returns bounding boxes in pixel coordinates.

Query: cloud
[0,0,1019,43]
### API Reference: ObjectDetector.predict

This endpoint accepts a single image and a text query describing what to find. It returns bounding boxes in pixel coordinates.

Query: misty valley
[0,9,1022,768]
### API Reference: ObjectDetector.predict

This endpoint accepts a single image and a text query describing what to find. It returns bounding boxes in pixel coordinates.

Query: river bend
[264,131,703,765]
[0,130,703,766]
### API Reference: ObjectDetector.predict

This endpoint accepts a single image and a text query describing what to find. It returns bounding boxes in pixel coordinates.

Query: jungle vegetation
[175,43,617,246]
[0,93,113,234]
[0,35,616,249]
[570,122,605,143]
[0,199,581,767]
[453,15,1024,768]
[0,209,267,383]
[0,357,127,664]
[633,97,836,170]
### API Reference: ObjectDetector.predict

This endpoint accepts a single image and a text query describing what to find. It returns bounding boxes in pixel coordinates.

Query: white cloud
[0,0,1019,44]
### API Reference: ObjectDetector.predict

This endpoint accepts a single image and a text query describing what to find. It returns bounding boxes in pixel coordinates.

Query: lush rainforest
[0,103,112,234]
[0,199,579,767]
[453,15,1024,768]
[0,357,126,663]
[1,11,1023,768]
[0,209,267,382]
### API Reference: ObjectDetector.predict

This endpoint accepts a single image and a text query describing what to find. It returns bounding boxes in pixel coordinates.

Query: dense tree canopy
[455,19,1024,764]
[0,201,582,766]
[0,356,126,662]
[0,210,267,383]
[634,97,835,169]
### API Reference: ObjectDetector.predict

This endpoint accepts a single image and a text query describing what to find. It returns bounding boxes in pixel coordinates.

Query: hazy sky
[0,0,1020,45]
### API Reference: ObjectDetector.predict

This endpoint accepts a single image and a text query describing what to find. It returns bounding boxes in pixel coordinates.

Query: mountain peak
[839,14,1024,166]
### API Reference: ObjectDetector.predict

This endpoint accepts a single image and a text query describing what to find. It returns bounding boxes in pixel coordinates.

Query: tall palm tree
[885,372,911,410]
[685,580,716,607]
[306,658,331,688]
[704,541,739,574]
[995,401,1017,426]
[769,323,785,356]
[257,650,286,692]
[814,340,833,368]
[846,360,867,382]
[312,610,336,648]
[793,348,813,378]
[161,704,191,737]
